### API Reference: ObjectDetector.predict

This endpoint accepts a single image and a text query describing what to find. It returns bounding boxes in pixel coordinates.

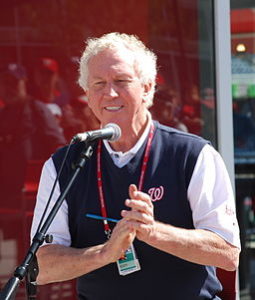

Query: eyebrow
[90,76,104,81]
[91,73,134,79]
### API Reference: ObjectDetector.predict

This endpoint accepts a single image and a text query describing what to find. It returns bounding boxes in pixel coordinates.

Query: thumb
[129,184,138,199]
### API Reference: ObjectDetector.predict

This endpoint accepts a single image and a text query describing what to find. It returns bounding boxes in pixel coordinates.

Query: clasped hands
[103,184,155,263]
[121,183,155,241]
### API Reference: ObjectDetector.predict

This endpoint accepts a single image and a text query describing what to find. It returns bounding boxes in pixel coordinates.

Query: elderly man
[31,33,240,299]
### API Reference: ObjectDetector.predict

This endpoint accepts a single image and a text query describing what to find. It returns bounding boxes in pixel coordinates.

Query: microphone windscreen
[105,123,121,141]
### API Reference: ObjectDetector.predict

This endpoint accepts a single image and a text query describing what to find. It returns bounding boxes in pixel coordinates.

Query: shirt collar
[103,113,152,157]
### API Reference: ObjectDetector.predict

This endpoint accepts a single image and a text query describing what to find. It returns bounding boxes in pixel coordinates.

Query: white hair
[78,32,157,107]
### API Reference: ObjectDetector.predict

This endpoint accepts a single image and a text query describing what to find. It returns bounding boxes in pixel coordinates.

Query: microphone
[72,123,121,143]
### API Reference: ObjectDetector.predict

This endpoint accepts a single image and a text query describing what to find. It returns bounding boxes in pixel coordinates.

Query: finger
[122,219,152,241]
[129,184,150,201]
[129,184,153,207]
[114,218,134,233]
[129,184,138,199]
[127,220,150,231]
[109,221,135,247]
[129,194,153,211]
[125,199,153,215]
[121,209,153,224]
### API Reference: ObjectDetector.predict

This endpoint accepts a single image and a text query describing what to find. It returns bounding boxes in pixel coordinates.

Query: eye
[115,79,131,85]
[92,81,106,89]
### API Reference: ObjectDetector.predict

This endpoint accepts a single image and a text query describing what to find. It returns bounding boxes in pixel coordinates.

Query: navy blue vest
[52,121,222,300]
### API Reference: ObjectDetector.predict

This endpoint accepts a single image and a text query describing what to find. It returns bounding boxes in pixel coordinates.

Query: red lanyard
[97,123,155,236]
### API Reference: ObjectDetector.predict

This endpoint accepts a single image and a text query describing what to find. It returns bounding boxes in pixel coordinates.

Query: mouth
[104,106,124,112]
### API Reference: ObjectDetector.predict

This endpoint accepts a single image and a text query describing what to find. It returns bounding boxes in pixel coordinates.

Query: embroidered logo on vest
[148,186,164,202]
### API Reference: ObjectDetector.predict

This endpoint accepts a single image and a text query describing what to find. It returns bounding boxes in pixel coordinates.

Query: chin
[103,119,121,126]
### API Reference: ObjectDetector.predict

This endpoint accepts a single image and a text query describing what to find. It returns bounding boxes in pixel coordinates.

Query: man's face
[86,48,150,129]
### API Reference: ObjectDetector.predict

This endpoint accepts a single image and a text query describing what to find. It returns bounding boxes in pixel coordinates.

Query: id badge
[116,243,141,276]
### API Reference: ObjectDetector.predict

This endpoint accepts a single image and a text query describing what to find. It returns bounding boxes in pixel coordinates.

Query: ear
[84,90,92,108]
[142,82,153,102]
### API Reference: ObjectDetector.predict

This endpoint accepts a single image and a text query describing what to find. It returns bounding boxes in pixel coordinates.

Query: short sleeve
[188,144,241,248]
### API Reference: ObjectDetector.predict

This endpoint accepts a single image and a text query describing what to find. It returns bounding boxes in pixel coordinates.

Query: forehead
[87,47,136,77]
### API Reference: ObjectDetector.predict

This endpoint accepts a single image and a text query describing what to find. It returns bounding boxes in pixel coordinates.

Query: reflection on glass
[0,0,216,298]
[231,4,255,300]
[148,0,216,146]
[232,53,255,153]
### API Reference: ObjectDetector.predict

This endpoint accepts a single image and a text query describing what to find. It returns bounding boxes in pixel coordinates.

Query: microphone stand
[0,141,95,300]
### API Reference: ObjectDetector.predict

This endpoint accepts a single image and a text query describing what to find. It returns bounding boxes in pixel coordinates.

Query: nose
[103,83,118,98]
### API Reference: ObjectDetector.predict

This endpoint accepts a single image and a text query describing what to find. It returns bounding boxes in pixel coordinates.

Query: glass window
[149,0,216,146]
[0,1,216,298]
[231,1,255,299]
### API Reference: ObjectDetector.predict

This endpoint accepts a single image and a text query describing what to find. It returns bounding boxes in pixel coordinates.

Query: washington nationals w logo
[148,186,164,202]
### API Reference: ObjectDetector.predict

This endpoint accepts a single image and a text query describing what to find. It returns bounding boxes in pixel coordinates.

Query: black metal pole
[0,143,94,300]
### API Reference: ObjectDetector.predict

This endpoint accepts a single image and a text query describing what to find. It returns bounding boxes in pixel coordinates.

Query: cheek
[129,85,145,101]
[87,97,102,120]
[87,92,96,110]
[87,98,93,110]
[128,91,145,107]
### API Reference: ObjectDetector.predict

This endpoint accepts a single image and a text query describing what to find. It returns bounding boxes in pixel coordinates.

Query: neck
[109,113,150,152]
